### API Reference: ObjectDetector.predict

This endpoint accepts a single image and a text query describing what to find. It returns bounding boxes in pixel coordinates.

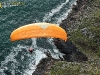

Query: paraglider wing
[10,23,67,41]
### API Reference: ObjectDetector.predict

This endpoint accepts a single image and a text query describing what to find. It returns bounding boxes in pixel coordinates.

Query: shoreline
[32,0,89,75]
[60,0,88,32]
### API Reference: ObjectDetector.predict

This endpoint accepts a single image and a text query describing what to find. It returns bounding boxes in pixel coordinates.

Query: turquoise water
[0,0,76,75]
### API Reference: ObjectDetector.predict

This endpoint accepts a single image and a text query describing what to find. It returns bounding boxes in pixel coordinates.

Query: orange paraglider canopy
[10,23,67,41]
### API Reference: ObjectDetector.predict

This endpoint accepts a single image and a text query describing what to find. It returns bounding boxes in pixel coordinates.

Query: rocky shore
[32,53,56,75]
[60,0,90,32]
[32,0,94,75]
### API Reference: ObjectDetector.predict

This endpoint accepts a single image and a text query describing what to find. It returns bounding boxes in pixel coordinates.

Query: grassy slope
[45,0,100,75]
[70,0,100,57]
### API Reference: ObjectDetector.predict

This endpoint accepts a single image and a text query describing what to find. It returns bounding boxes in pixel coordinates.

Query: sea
[0,0,76,75]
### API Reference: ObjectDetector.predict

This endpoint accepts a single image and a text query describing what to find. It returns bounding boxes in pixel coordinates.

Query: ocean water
[0,0,76,75]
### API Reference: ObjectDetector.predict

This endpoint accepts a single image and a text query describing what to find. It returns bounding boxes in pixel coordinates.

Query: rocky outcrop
[60,0,90,32]
[32,52,58,75]
[53,0,90,62]
[53,0,91,62]
[54,39,88,62]
[32,0,90,75]
[32,57,53,75]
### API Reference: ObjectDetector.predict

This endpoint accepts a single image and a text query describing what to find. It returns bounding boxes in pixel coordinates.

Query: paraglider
[10,22,67,41]
[29,48,33,54]
[10,22,68,54]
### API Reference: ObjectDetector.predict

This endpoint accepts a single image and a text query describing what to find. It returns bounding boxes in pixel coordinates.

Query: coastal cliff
[60,0,93,32]
[45,0,100,75]
[33,0,100,75]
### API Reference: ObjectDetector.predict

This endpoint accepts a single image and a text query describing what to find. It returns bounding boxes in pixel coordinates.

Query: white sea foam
[0,45,29,75]
[55,0,77,24]
[24,49,47,75]
[24,38,47,75]
[0,35,63,75]
[43,0,70,22]
[24,38,63,75]
[43,0,77,24]
[0,0,77,75]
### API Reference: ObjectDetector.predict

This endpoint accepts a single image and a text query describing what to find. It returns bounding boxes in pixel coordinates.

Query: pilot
[29,48,33,54]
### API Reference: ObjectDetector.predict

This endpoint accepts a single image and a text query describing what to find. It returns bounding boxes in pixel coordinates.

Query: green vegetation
[45,0,100,75]
[46,61,100,75]
[70,2,100,57]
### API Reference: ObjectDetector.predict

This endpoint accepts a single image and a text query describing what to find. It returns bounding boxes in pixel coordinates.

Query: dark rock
[54,39,88,62]
[32,0,90,74]
[63,51,88,62]
[57,0,90,62]
[32,52,57,75]
[54,39,73,54]
[75,51,88,61]
[32,58,51,75]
